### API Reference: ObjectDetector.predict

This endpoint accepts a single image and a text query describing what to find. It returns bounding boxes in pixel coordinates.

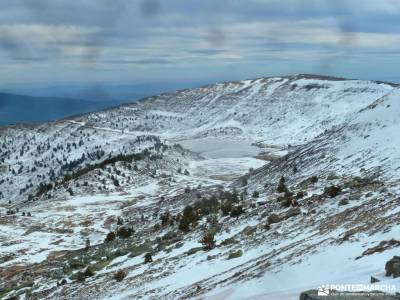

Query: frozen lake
[178,138,261,159]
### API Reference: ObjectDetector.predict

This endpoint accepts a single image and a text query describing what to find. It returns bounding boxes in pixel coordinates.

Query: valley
[1,74,400,299]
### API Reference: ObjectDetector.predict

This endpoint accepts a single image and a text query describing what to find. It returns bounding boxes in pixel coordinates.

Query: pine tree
[277,176,289,193]
[200,231,216,251]
[220,200,233,216]
[144,252,153,264]
[85,238,90,250]
[178,218,190,232]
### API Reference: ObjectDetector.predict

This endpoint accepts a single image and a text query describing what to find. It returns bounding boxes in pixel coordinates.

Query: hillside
[1,74,400,300]
[79,74,394,144]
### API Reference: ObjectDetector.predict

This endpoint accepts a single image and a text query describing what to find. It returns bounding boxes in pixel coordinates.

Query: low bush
[84,267,94,277]
[230,205,244,218]
[194,197,219,215]
[227,249,243,260]
[76,271,86,282]
[105,231,116,243]
[114,270,127,282]
[324,185,341,198]
[267,213,281,224]
[160,212,171,226]
[116,226,134,239]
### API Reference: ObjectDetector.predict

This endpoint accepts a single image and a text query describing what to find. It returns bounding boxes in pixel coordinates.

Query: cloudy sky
[1,0,400,92]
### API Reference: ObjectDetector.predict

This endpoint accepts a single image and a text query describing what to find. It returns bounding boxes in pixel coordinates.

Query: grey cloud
[0,0,400,86]
[100,58,172,65]
[188,49,228,55]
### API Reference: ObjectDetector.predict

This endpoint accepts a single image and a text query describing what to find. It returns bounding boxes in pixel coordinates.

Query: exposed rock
[385,256,400,277]
[241,226,256,236]
[327,172,339,180]
[186,247,203,256]
[220,237,237,246]
[356,239,400,260]
[227,249,243,260]
[370,276,380,283]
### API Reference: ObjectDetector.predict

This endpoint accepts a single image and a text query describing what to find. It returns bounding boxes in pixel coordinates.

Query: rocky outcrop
[386,256,400,278]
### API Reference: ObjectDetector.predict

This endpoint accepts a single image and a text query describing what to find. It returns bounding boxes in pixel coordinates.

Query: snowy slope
[1,74,400,300]
[245,86,400,194]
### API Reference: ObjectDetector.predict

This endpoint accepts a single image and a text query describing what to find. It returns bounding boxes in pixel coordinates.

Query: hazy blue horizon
[2,72,400,102]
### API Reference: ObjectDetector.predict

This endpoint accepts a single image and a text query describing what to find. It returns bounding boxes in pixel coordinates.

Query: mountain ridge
[1,74,398,129]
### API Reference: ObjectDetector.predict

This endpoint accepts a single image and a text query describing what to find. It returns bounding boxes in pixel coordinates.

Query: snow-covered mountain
[1,74,400,300]
[80,74,394,143]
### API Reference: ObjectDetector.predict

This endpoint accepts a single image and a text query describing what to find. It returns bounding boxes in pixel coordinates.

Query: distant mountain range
[0,92,138,126]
